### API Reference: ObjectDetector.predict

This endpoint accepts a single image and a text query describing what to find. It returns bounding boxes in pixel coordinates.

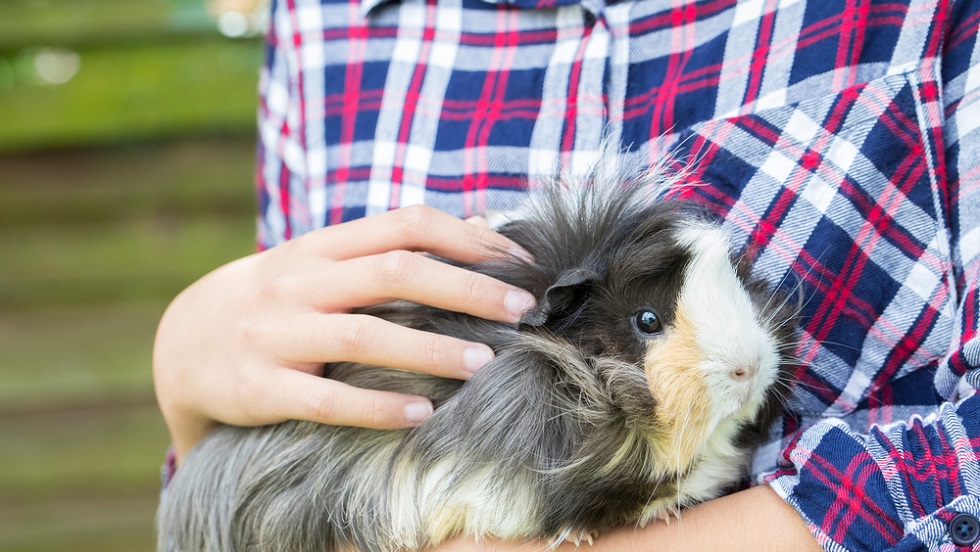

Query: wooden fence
[0,1,264,549]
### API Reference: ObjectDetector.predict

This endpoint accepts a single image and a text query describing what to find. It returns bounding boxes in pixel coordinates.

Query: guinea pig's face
[505,194,795,479]
[599,220,794,476]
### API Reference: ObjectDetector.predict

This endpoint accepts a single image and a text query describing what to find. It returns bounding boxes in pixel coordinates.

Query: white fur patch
[385,459,541,549]
[673,222,781,428]
[634,225,780,521]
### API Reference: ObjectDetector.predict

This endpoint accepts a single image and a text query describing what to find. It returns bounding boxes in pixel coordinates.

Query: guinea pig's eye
[631,309,663,336]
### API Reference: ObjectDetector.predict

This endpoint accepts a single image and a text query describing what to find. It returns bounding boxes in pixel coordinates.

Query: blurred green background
[0,1,266,549]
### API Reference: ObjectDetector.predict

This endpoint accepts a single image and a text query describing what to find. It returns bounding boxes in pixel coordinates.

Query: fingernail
[404,401,433,425]
[463,346,494,375]
[466,215,490,228]
[505,290,536,320]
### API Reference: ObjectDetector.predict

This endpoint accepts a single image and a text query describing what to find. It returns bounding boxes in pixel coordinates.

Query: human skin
[153,205,537,462]
[435,485,822,552]
[154,206,821,551]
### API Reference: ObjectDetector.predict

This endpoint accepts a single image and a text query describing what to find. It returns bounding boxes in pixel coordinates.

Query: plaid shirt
[256,0,980,549]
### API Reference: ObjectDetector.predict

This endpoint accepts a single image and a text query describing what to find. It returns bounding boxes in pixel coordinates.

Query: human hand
[153,205,536,461]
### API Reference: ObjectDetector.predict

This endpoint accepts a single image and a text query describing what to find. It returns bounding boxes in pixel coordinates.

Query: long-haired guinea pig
[157,163,799,552]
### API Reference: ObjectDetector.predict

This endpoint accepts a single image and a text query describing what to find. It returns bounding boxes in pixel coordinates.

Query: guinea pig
[156,162,799,552]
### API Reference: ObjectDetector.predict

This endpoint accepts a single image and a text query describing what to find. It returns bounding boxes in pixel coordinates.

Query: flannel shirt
[255,0,980,549]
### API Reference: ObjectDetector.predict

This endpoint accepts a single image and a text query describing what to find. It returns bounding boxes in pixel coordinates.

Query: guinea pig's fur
[157,164,799,552]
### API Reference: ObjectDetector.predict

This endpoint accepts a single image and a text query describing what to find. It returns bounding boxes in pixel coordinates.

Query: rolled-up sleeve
[766,0,980,548]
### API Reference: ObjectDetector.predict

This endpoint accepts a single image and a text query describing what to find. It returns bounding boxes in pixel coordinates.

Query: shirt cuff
[765,393,980,551]
[161,446,177,491]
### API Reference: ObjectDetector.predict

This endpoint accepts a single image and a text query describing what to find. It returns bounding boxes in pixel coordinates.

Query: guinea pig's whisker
[769,359,836,396]
[782,377,831,395]
[779,353,832,375]
[759,259,819,332]
[777,342,800,357]
[813,339,864,354]
[760,284,804,330]
[768,381,794,411]
[756,265,797,319]
[768,317,800,341]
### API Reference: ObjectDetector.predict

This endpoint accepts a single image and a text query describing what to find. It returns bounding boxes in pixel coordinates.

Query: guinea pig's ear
[519,268,600,329]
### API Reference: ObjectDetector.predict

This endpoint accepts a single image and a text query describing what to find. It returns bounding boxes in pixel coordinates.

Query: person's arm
[153,206,536,462]
[760,2,980,550]
[435,486,821,552]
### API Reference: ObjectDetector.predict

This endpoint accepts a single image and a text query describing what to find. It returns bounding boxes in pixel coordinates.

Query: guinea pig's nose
[730,363,757,381]
[730,363,759,407]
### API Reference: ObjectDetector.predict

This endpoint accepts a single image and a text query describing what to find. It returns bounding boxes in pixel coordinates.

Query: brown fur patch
[426,507,467,545]
[643,309,712,476]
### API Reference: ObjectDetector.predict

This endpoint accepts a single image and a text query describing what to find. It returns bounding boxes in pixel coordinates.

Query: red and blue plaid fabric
[255,0,980,548]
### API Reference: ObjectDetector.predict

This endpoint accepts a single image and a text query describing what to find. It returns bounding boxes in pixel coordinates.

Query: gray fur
[157,167,798,552]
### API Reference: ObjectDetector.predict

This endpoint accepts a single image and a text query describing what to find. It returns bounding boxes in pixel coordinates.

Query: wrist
[158,395,216,464]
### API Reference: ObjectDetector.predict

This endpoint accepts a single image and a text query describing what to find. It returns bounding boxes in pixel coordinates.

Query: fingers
[154,205,538,444]
[301,205,531,265]
[271,369,434,429]
[286,313,494,379]
[316,251,536,323]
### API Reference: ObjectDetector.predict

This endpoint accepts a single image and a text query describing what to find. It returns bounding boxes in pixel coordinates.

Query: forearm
[437,486,821,552]
[597,486,821,552]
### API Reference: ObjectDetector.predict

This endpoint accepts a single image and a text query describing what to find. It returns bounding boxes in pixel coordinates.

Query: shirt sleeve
[255,0,307,251]
[161,446,177,491]
[765,1,980,550]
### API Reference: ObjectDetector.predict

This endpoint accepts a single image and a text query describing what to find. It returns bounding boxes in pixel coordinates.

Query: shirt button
[949,513,980,546]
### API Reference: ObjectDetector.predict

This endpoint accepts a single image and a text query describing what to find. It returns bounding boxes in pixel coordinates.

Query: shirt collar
[360,0,608,19]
